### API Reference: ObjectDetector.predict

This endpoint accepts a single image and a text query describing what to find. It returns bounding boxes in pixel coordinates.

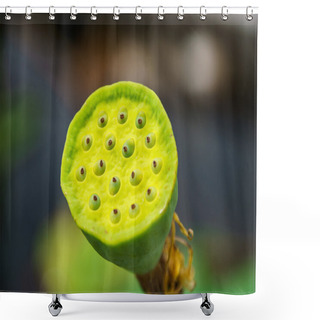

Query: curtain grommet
[221,6,228,21]
[49,6,55,21]
[90,6,97,21]
[157,6,164,20]
[177,6,184,21]
[200,6,207,20]
[70,6,77,20]
[5,6,12,20]
[113,6,120,21]
[135,6,142,21]
[246,6,253,21]
[25,6,32,21]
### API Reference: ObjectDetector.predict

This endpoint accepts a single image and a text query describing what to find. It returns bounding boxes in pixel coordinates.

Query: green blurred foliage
[34,207,143,293]
[34,207,254,294]
[0,93,42,167]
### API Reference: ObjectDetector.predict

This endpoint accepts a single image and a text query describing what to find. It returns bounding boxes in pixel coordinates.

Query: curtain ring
[25,6,32,20]
[200,6,206,20]
[221,6,228,21]
[177,6,184,21]
[246,6,253,21]
[135,6,142,20]
[5,6,12,20]
[49,6,55,21]
[90,6,97,21]
[70,6,77,20]
[157,6,164,20]
[113,6,120,20]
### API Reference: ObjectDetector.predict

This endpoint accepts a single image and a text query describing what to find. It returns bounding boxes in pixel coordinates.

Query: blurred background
[0,14,257,294]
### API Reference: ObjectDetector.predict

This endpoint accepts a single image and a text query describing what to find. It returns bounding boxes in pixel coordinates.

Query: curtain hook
[157,6,164,21]
[25,6,32,20]
[177,6,184,21]
[135,6,142,20]
[246,6,253,21]
[90,6,97,21]
[113,6,120,21]
[70,6,77,20]
[49,6,55,21]
[200,6,207,20]
[221,6,228,21]
[5,6,12,20]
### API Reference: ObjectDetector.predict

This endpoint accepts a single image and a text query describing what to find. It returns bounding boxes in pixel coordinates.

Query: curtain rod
[0,6,258,18]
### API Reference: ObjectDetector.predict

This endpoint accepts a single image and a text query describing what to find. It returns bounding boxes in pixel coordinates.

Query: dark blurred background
[0,14,257,294]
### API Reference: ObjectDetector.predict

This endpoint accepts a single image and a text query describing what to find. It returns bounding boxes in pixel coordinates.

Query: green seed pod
[110,209,121,224]
[109,176,121,195]
[130,169,143,186]
[93,159,106,176]
[135,111,146,129]
[145,133,156,148]
[146,187,157,202]
[61,81,178,274]
[76,166,86,182]
[151,158,163,175]
[117,107,128,124]
[97,114,108,128]
[129,203,140,218]
[82,134,92,151]
[89,194,100,211]
[122,138,135,158]
[105,133,116,150]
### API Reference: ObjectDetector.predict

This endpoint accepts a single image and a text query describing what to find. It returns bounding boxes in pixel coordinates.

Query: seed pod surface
[61,81,178,274]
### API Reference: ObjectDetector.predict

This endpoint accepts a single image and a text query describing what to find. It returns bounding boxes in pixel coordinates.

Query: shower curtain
[0,9,257,295]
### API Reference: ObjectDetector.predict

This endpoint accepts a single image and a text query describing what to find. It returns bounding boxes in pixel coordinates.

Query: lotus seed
[122,138,135,158]
[151,158,163,174]
[98,113,108,128]
[130,169,143,186]
[129,203,140,218]
[146,187,157,202]
[76,166,86,182]
[105,133,116,150]
[136,111,146,129]
[82,134,93,151]
[93,159,106,176]
[110,209,121,224]
[89,194,101,210]
[109,176,121,195]
[117,107,128,124]
[145,133,156,148]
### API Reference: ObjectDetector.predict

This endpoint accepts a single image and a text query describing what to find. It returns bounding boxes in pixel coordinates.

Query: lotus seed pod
[122,138,135,158]
[145,133,156,148]
[82,134,92,151]
[136,111,146,129]
[89,194,100,210]
[109,176,121,195]
[61,81,178,274]
[130,169,143,186]
[117,107,128,124]
[105,133,116,150]
[151,158,162,175]
[76,166,86,182]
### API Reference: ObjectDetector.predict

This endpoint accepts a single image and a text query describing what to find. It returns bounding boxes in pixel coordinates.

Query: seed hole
[130,169,142,186]
[110,208,121,224]
[82,134,93,151]
[109,176,121,195]
[93,159,106,176]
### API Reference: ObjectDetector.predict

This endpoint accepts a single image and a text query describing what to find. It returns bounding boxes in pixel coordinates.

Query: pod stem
[136,212,195,294]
